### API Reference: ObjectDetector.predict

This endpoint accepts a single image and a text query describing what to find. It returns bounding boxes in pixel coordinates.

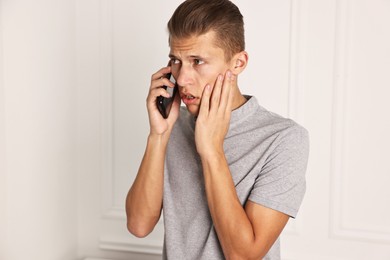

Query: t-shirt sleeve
[248,124,309,218]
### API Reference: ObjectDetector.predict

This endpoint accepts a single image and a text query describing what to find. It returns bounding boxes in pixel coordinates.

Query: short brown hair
[167,0,245,61]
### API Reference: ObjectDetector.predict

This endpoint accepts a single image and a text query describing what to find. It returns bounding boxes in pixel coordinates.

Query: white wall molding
[287,0,308,125]
[85,258,115,260]
[97,0,164,254]
[99,237,162,255]
[0,2,7,257]
[283,0,308,237]
[99,0,117,219]
[329,0,390,244]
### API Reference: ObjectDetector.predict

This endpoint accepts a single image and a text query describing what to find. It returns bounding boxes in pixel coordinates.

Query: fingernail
[227,70,232,78]
[218,74,223,81]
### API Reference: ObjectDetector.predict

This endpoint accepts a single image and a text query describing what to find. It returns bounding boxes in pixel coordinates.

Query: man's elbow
[225,252,266,260]
[224,244,268,260]
[127,220,154,238]
[224,251,261,260]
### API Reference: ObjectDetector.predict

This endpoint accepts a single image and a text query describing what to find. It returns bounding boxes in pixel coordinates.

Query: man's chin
[185,105,199,117]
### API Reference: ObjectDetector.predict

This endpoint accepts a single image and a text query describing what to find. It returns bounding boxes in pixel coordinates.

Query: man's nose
[175,64,193,88]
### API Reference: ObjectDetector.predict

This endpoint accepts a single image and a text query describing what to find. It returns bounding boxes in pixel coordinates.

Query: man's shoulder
[230,96,306,137]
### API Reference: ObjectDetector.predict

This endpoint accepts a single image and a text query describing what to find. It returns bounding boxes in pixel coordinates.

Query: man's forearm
[200,152,261,259]
[126,134,168,237]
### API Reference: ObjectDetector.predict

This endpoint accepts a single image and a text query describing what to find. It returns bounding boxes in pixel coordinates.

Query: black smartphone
[156,73,178,118]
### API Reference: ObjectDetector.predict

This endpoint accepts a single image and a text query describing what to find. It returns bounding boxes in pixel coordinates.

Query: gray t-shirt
[163,96,309,260]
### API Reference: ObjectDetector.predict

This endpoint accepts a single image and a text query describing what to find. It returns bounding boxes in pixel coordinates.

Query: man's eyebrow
[168,54,206,59]
[189,55,205,59]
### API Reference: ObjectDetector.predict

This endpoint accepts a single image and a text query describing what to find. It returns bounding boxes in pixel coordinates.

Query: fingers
[150,67,175,92]
[199,70,234,121]
[218,70,233,113]
[147,67,174,103]
[208,70,233,114]
[226,73,235,111]
[209,74,224,112]
[151,66,171,81]
[199,84,212,117]
[166,90,181,121]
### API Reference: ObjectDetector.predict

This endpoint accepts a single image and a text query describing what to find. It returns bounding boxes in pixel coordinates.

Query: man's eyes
[194,59,204,65]
[171,58,181,65]
[170,58,204,65]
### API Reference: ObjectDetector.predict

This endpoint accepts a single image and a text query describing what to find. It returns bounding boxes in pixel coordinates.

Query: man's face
[169,31,233,116]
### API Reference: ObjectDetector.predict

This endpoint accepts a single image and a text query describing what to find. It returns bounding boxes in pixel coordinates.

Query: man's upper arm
[242,124,309,257]
[245,200,290,256]
[248,124,309,218]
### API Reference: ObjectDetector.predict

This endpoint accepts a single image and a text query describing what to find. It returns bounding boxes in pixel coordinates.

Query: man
[126,0,309,259]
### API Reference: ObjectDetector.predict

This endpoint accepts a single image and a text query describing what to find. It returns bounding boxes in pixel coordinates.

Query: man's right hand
[147,66,180,136]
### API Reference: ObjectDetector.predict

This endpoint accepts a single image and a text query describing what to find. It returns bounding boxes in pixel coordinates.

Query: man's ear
[231,51,248,75]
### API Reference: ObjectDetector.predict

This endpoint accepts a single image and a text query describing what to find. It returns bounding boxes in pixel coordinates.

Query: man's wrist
[147,132,170,148]
[198,148,225,164]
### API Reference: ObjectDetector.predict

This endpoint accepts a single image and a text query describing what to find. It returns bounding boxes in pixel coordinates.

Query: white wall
[0,1,6,257]
[77,0,390,259]
[1,0,390,260]
[0,0,78,259]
